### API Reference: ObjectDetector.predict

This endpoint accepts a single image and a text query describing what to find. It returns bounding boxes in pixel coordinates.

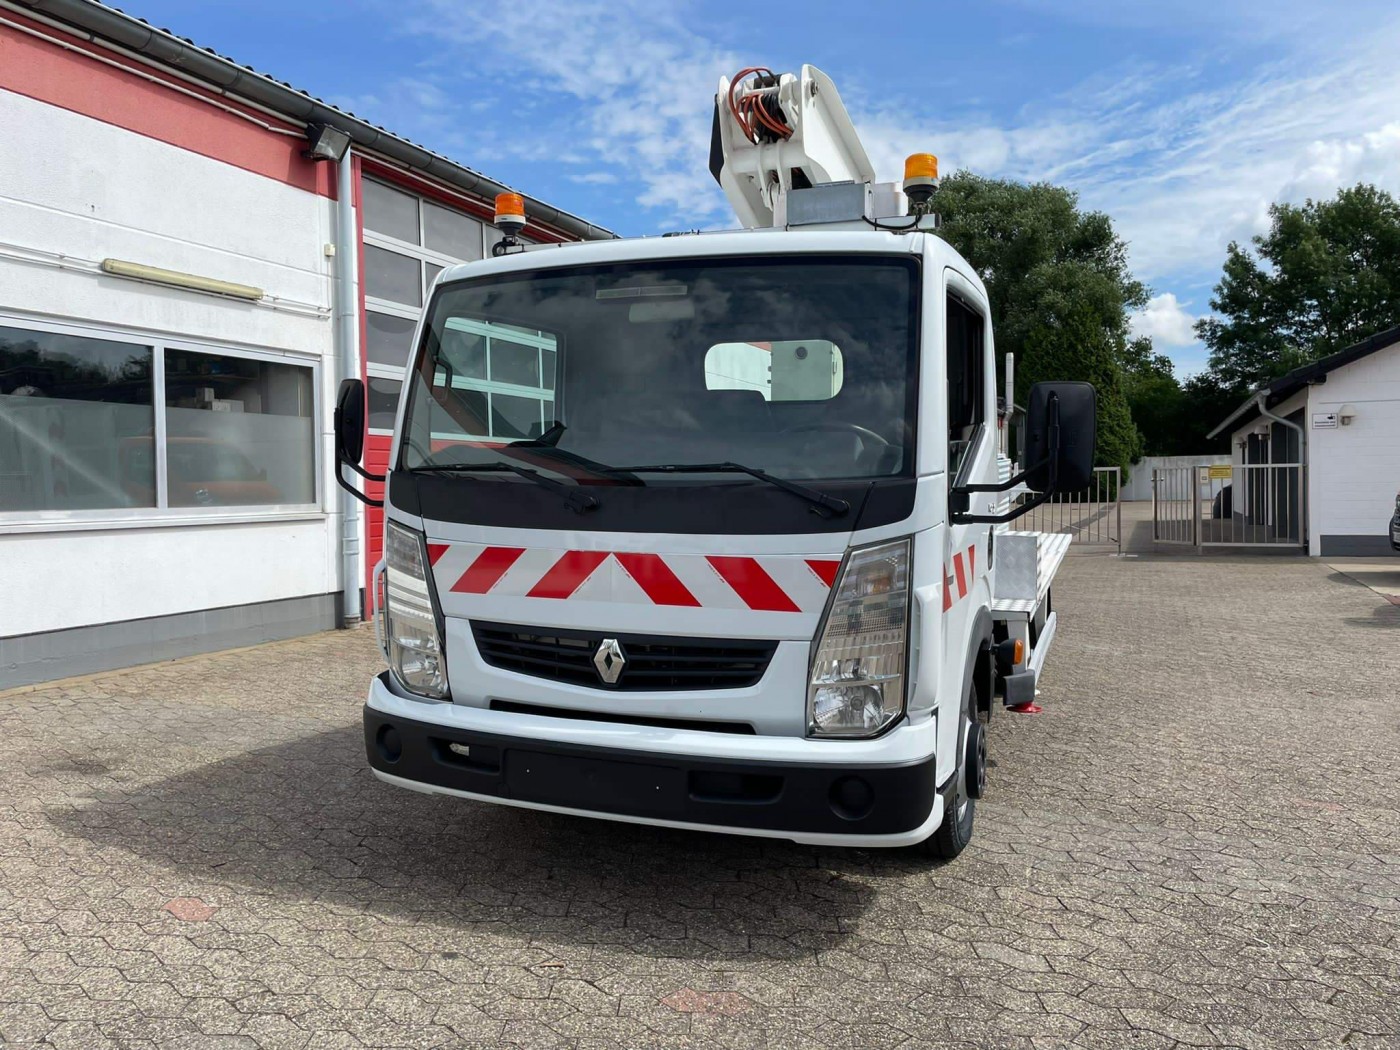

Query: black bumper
[364,692,937,838]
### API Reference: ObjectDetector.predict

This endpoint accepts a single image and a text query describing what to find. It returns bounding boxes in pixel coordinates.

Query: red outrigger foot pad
[1008,702,1043,714]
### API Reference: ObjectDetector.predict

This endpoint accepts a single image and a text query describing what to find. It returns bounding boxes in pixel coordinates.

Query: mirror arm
[346,459,386,484]
[335,458,384,508]
[950,395,1062,526]
[953,455,1051,495]
[951,483,1056,525]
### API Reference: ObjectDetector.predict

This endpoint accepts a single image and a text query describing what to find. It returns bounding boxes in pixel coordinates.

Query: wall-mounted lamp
[1338,404,1357,425]
[100,258,264,301]
[303,123,351,162]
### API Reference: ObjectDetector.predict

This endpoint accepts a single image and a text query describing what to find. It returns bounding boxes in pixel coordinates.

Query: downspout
[335,151,362,626]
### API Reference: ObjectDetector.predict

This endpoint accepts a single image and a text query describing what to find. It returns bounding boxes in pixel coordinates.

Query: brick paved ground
[1,555,1397,1049]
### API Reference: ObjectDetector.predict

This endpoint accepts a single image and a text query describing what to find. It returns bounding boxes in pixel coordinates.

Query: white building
[1207,325,1400,556]
[0,0,610,687]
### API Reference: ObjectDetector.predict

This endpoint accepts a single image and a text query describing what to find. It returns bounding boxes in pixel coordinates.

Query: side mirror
[333,378,385,507]
[334,378,367,466]
[1024,381,1096,493]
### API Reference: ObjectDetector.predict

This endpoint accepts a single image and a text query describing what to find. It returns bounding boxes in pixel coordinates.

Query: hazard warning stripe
[451,546,525,594]
[526,550,609,599]
[805,558,840,588]
[942,542,979,611]
[436,544,841,612]
[614,552,702,607]
[706,556,802,613]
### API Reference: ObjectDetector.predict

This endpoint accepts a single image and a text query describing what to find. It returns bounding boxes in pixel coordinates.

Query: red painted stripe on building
[706,556,801,613]
[614,552,702,607]
[953,550,968,598]
[426,544,449,566]
[0,16,333,197]
[527,550,609,599]
[805,558,840,588]
[452,546,526,594]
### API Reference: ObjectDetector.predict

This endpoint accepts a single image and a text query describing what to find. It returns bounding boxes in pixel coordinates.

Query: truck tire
[913,679,981,861]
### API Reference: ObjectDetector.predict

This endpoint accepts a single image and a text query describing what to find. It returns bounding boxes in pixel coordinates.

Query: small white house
[1208,325,1400,556]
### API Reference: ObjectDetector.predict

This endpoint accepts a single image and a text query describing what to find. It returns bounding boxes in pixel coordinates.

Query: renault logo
[593,638,626,685]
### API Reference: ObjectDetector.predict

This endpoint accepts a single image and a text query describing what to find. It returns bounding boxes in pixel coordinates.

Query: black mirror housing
[1024,381,1096,492]
[334,378,367,466]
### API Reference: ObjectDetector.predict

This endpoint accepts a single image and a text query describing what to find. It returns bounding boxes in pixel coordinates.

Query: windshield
[399,256,918,484]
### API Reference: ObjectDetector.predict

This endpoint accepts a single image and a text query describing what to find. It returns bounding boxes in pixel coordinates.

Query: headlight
[807,538,911,737]
[384,520,449,699]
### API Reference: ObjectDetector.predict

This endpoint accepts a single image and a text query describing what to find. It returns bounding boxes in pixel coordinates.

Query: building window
[366,376,403,431]
[163,349,315,507]
[366,312,418,369]
[0,325,154,511]
[363,244,422,308]
[0,317,318,523]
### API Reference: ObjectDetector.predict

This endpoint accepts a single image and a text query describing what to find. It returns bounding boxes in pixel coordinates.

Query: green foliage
[1198,183,1400,392]
[933,173,1147,472]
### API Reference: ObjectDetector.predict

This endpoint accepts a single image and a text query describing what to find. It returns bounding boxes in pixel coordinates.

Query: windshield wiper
[610,461,850,518]
[507,420,567,448]
[410,462,600,514]
[501,434,644,486]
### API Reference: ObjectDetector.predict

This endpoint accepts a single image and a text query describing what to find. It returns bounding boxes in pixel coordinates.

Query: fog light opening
[828,775,875,822]
[376,724,403,763]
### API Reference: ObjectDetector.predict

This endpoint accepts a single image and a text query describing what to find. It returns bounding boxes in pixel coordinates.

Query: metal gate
[1018,466,1122,553]
[1153,464,1306,548]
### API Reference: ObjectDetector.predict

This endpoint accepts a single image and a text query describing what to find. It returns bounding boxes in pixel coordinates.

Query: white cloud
[398,0,739,224]
[1278,122,1400,204]
[1130,293,1199,348]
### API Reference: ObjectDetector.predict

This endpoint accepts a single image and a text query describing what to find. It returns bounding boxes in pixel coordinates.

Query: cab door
[937,270,997,777]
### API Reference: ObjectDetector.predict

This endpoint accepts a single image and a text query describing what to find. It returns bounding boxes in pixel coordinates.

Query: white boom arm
[711,65,876,229]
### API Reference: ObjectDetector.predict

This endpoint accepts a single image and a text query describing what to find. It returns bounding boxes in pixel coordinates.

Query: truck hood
[421,520,849,642]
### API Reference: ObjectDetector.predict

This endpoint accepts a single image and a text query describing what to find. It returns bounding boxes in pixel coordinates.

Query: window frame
[943,274,991,486]
[0,312,323,534]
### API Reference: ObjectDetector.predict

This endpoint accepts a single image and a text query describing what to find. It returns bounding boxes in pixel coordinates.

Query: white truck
[335,65,1096,859]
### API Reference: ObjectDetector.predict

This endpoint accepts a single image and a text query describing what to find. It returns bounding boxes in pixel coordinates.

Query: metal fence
[1017,466,1122,553]
[1153,463,1306,548]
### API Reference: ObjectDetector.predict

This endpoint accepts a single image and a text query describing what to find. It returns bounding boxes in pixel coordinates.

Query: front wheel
[912,681,983,861]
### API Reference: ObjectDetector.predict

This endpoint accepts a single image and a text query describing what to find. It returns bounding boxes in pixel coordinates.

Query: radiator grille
[471,622,777,691]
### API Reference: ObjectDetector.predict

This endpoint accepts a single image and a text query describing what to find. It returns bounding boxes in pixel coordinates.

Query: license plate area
[507,749,686,817]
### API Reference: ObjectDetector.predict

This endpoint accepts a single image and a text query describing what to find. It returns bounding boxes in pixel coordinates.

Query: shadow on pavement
[51,724,921,960]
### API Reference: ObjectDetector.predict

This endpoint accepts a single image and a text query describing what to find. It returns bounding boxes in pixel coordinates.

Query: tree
[932,173,1148,472]
[1197,183,1400,392]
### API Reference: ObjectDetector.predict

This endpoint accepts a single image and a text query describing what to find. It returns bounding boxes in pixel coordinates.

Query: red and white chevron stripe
[427,543,841,614]
[942,542,977,610]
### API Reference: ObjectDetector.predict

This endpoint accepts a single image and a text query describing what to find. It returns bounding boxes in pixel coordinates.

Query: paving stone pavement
[1,554,1398,1049]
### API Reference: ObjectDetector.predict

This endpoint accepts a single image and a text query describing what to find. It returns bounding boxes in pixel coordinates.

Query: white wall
[0,88,344,636]
[1122,454,1232,501]
[1306,347,1400,555]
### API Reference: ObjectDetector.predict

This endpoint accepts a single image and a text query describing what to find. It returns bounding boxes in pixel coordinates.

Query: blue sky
[117,0,1400,374]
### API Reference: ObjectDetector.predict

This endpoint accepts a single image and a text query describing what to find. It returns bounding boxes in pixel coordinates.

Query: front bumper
[364,673,942,847]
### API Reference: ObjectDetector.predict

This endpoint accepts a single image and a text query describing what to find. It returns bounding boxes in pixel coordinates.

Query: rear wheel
[913,679,983,861]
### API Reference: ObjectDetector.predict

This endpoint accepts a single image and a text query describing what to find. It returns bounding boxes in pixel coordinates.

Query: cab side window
[946,294,985,475]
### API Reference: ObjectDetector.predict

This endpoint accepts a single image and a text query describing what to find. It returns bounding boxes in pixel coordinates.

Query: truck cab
[339,67,1095,858]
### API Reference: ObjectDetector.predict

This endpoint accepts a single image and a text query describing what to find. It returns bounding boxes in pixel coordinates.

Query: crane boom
[710,65,877,229]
